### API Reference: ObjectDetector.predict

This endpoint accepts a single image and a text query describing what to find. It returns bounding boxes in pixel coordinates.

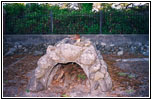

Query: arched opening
[48,62,90,96]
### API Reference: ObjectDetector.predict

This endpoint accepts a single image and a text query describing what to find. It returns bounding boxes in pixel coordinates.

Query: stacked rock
[27,37,112,95]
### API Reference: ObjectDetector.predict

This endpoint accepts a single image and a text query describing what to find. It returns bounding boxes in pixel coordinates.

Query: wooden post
[100,10,102,34]
[50,11,53,33]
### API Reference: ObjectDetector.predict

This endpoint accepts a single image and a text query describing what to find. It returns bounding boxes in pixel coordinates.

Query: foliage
[4,3,26,16]
[77,74,86,80]
[128,74,135,78]
[61,94,69,97]
[126,89,135,94]
[118,72,127,76]
[26,89,30,93]
[81,3,93,13]
[3,3,149,34]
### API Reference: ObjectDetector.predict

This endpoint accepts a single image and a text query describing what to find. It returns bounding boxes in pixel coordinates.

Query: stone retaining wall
[3,34,149,56]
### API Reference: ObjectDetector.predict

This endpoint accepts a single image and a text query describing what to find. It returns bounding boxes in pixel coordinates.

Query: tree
[3,3,26,16]
[77,3,93,12]
[100,3,113,11]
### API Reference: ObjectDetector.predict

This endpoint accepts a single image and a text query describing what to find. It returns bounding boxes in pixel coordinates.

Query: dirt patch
[3,55,41,97]
[48,62,90,96]
[3,54,149,97]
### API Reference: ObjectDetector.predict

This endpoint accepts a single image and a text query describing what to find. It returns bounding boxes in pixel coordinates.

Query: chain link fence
[4,11,149,34]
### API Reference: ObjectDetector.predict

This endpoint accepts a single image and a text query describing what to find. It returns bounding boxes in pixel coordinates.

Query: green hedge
[4,3,149,34]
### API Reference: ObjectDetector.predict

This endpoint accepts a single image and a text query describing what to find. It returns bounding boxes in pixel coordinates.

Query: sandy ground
[3,53,149,97]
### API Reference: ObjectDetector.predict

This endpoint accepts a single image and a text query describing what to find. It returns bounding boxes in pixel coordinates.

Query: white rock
[28,37,112,94]
[101,42,106,46]
[94,72,104,81]
[80,46,96,66]
[104,75,112,90]
[5,48,16,56]
[80,52,96,66]
[100,67,106,74]
[99,80,108,92]
[117,50,124,56]
[18,45,22,49]
[60,44,82,61]
[110,44,114,47]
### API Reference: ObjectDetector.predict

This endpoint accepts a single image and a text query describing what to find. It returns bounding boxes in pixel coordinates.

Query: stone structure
[27,37,112,95]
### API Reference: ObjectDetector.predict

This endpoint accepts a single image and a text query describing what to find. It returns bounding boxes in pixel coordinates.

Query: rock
[104,73,112,90]
[142,51,149,56]
[24,48,28,52]
[5,48,16,56]
[36,81,45,91]
[101,42,106,46]
[100,60,107,70]
[117,50,124,56]
[34,51,43,56]
[94,72,104,81]
[14,42,23,49]
[47,45,60,61]
[94,82,99,90]
[89,73,95,80]
[100,67,106,74]
[110,44,114,47]
[99,80,108,92]
[80,46,96,66]
[18,45,22,49]
[90,63,100,73]
[28,37,112,94]
[14,42,20,46]
[60,44,82,61]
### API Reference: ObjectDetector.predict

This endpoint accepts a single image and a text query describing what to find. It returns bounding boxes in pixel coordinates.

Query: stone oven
[27,36,112,96]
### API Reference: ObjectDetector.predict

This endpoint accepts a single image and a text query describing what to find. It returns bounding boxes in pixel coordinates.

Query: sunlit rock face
[27,37,112,95]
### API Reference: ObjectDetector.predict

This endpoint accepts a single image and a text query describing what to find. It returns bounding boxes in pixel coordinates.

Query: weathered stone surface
[99,80,108,92]
[27,37,112,95]
[60,44,82,61]
[80,46,96,66]
[104,72,113,91]
[90,63,100,73]
[100,67,107,74]
[117,50,124,56]
[94,72,104,81]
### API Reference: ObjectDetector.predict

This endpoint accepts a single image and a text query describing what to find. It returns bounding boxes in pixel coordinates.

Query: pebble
[34,51,43,56]
[101,42,106,46]
[3,41,149,56]
[110,44,114,47]
[24,48,28,52]
[18,45,22,49]
[5,48,16,56]
[117,50,124,56]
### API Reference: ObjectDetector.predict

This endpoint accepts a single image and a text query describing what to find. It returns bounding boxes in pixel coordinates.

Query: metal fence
[102,11,149,34]
[5,11,149,34]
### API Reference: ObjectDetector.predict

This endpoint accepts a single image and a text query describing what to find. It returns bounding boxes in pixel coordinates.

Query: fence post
[3,8,6,34]
[50,11,53,33]
[100,10,102,34]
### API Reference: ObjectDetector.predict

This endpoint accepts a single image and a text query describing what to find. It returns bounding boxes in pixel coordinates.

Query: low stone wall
[3,34,149,56]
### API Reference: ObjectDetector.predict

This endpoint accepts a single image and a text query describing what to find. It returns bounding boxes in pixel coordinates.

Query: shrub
[4,3,149,34]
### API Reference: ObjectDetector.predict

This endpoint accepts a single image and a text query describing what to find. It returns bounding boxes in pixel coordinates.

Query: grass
[118,72,127,76]
[77,74,86,80]
[126,89,135,94]
[61,94,69,97]
[26,89,30,93]
[128,74,136,78]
